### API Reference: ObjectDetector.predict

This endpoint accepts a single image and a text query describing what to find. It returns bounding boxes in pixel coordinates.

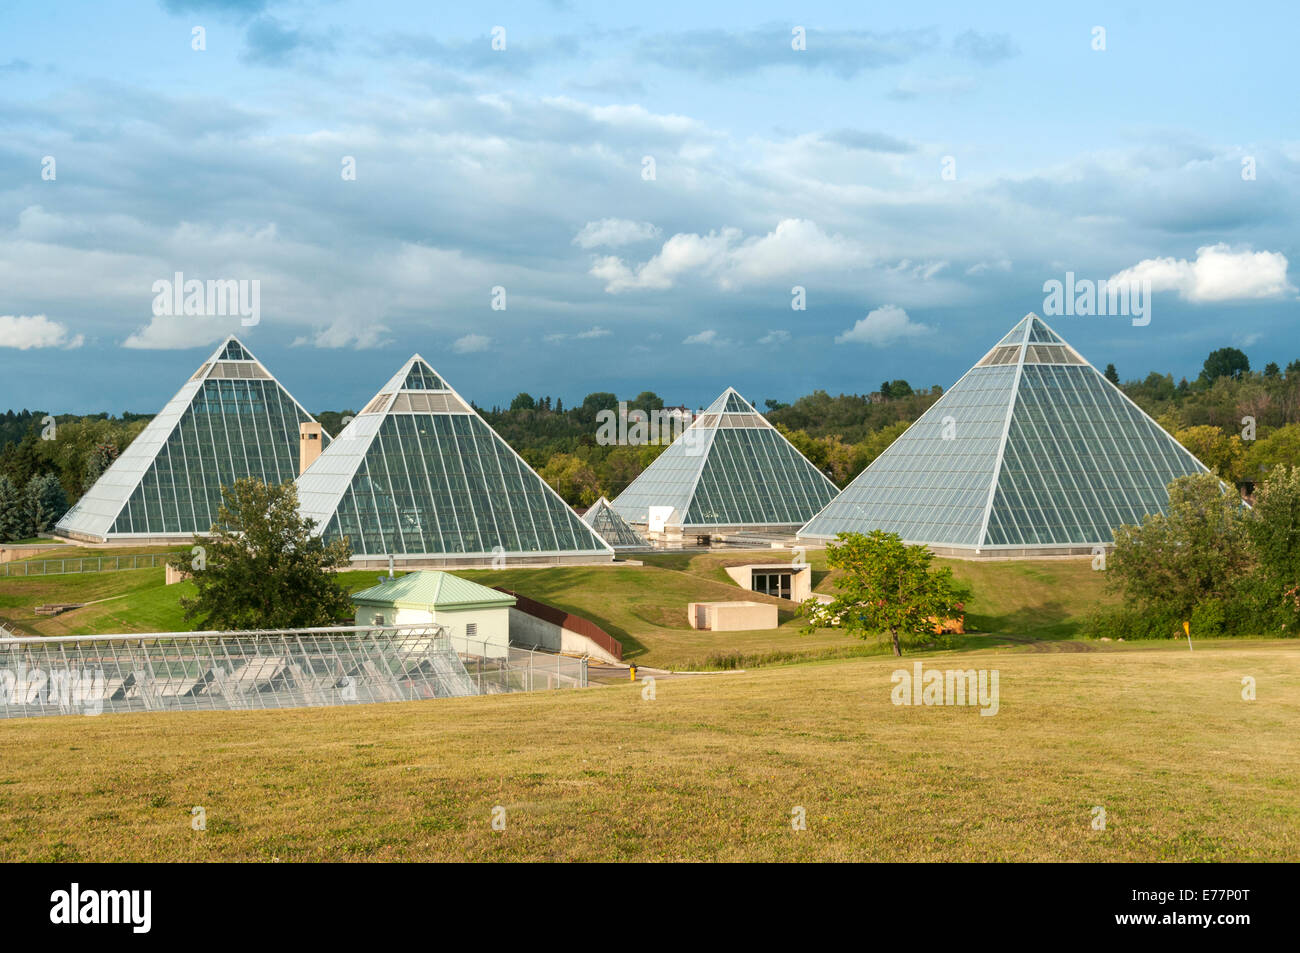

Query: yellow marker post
[1182,620,1192,651]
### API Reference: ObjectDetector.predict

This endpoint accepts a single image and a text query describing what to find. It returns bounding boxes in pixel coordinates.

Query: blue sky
[1,0,1296,414]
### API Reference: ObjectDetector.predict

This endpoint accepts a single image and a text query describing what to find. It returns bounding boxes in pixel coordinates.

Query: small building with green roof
[352,571,516,658]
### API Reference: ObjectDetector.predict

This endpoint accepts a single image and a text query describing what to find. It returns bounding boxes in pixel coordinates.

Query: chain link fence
[0,553,175,577]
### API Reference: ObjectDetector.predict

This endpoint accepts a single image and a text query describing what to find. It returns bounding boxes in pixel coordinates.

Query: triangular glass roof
[295,357,614,560]
[703,388,758,415]
[799,314,1211,549]
[610,387,839,530]
[581,497,647,548]
[403,360,446,392]
[221,339,252,360]
[55,336,328,541]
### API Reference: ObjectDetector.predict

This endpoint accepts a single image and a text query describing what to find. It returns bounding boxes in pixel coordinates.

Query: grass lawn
[0,549,1224,667]
[1,641,1295,862]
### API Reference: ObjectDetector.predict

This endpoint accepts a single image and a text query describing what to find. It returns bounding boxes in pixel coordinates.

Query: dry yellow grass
[1,640,1295,861]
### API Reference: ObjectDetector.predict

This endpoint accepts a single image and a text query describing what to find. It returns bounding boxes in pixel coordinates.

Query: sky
[1,0,1297,415]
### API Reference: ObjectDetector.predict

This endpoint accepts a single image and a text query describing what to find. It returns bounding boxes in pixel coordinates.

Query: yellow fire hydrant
[629,664,638,682]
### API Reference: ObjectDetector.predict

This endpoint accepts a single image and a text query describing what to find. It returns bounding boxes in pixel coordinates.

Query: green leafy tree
[1245,466,1300,625]
[509,393,536,412]
[807,531,969,656]
[1110,474,1252,623]
[1199,347,1250,384]
[1174,425,1246,482]
[538,452,601,507]
[629,391,664,412]
[175,478,353,630]
[1244,424,1300,478]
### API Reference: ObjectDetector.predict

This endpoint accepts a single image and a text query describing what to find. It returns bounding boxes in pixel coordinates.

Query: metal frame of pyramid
[55,336,328,543]
[610,387,840,534]
[799,314,1212,556]
[581,496,648,549]
[294,355,615,567]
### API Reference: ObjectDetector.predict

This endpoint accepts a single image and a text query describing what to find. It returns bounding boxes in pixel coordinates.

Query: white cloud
[683,329,724,346]
[835,305,933,346]
[0,314,84,350]
[122,314,242,350]
[544,325,610,343]
[758,329,790,345]
[292,316,390,349]
[1110,244,1294,302]
[591,219,869,293]
[573,219,661,249]
[453,333,491,353]
[966,258,1013,276]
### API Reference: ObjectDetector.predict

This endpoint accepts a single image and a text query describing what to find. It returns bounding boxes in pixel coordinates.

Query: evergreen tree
[23,473,68,537]
[0,476,24,542]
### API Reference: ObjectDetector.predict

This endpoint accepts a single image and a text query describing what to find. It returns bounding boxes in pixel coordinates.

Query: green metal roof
[351,571,516,610]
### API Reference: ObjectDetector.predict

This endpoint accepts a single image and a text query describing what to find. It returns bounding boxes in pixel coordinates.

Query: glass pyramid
[799,314,1211,552]
[581,496,647,548]
[294,356,614,562]
[610,387,840,531]
[55,336,328,542]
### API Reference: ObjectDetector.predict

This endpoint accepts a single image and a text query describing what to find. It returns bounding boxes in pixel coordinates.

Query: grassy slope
[1,641,1295,862]
[0,551,1219,666]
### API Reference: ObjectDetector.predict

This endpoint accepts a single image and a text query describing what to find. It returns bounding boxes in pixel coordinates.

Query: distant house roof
[351,571,516,611]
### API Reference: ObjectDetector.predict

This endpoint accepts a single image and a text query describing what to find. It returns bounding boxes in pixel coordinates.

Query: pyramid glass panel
[611,388,838,531]
[799,314,1212,553]
[799,365,1018,545]
[582,497,647,548]
[55,337,326,542]
[295,356,613,562]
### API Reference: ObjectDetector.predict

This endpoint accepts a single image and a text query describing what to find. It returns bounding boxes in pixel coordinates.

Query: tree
[1174,425,1246,482]
[1200,347,1250,384]
[1245,424,1300,478]
[175,478,353,630]
[23,473,68,537]
[808,531,968,656]
[879,380,912,400]
[538,452,600,507]
[629,391,664,412]
[1265,362,1281,378]
[1245,466,1300,625]
[509,393,536,412]
[0,476,24,542]
[1104,363,1120,385]
[1110,473,1252,622]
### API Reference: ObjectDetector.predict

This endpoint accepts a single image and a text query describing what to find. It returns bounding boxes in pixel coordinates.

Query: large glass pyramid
[581,496,647,548]
[294,356,614,563]
[55,336,328,542]
[610,387,840,531]
[799,314,1211,553]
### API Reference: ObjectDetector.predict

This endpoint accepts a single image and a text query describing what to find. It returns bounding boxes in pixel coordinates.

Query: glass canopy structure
[294,356,614,566]
[581,496,648,548]
[55,337,327,543]
[610,387,839,533]
[799,314,1212,555]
